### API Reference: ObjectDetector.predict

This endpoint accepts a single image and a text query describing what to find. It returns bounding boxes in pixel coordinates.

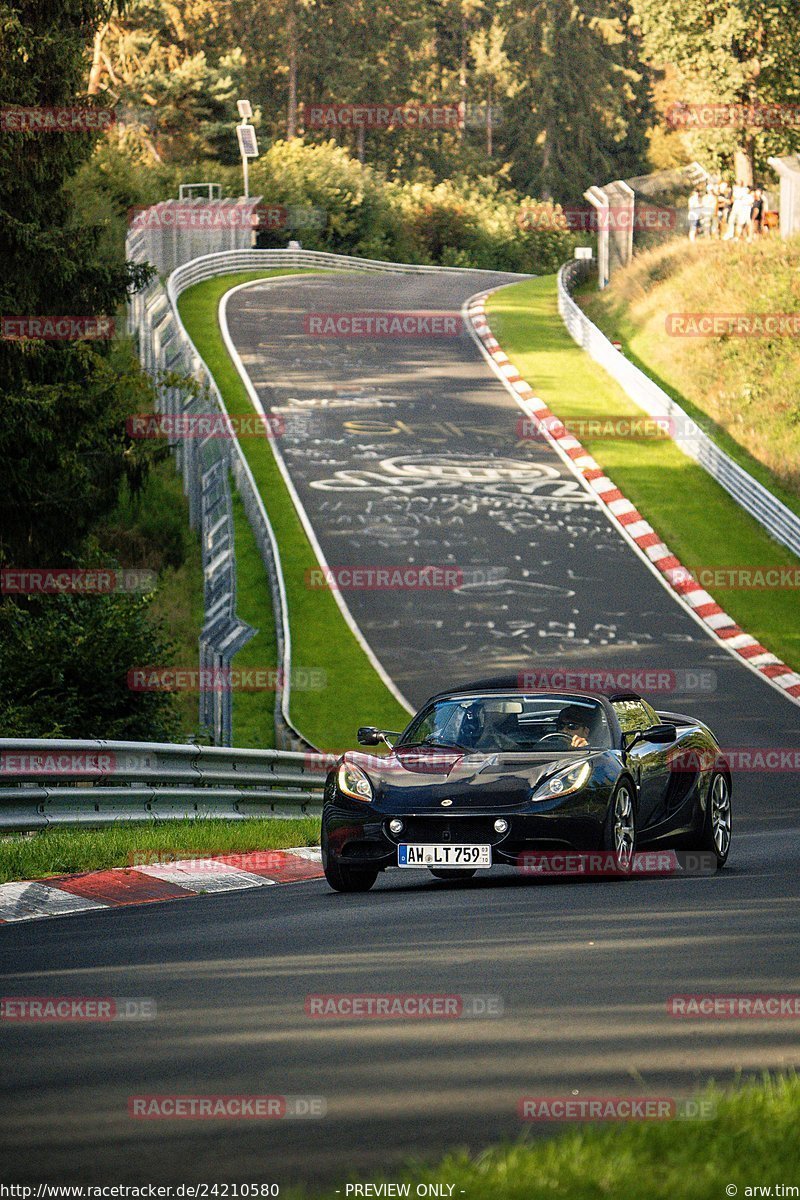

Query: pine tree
[0,0,151,562]
[500,0,653,201]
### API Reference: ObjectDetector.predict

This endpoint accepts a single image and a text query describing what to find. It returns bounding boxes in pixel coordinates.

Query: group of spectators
[687,181,774,242]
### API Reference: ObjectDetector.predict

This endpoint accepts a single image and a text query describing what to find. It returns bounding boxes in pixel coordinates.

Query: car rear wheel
[603,781,637,875]
[323,860,379,892]
[428,868,477,880]
[690,772,731,868]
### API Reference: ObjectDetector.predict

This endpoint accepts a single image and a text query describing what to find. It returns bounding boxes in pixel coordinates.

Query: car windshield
[397,693,611,752]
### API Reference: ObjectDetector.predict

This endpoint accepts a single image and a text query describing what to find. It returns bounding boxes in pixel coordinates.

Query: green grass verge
[487,276,800,672]
[0,817,320,884]
[577,238,800,512]
[177,271,411,751]
[305,1075,796,1200]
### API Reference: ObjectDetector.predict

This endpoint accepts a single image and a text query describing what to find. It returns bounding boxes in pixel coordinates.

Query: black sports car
[321,678,732,892]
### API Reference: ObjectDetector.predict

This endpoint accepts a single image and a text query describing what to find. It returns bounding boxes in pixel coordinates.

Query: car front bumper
[321,797,610,870]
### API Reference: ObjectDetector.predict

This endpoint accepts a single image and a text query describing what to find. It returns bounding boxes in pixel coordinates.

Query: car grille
[395,816,505,845]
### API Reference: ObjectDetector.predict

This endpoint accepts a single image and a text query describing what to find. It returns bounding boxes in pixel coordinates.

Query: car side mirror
[357,727,384,746]
[646,723,677,744]
[621,723,677,756]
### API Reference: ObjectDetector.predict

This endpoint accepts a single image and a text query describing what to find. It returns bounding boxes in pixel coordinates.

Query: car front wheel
[603,780,637,875]
[323,860,379,893]
[689,772,731,868]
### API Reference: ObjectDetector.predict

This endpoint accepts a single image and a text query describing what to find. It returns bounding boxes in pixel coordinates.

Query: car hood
[343,748,598,811]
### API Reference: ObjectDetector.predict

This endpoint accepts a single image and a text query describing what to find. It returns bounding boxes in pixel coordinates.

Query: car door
[612,699,671,830]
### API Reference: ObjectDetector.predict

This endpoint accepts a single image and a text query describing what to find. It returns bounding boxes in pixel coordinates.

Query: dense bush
[233,139,579,271]
[0,592,180,742]
[78,136,581,274]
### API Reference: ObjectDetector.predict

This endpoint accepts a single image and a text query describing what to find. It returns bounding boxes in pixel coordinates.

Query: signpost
[236,100,259,198]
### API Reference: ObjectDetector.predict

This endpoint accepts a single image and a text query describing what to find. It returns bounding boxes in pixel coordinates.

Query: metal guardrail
[0,739,331,830]
[166,246,526,286]
[558,258,800,560]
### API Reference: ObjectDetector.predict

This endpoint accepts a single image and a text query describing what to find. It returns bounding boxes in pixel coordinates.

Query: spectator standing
[687,187,702,241]
[732,182,753,239]
[749,187,765,240]
[701,185,717,238]
[718,182,733,239]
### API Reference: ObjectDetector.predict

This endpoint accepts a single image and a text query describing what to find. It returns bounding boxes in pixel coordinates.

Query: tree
[0,0,182,742]
[0,0,153,568]
[632,0,800,181]
[84,1,248,161]
[500,0,653,201]
[471,16,517,156]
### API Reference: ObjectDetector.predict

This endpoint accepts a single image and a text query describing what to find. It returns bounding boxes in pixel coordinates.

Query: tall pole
[236,101,255,199]
[241,126,249,199]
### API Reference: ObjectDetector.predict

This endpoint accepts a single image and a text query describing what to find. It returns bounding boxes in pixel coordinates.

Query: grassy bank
[488,276,800,671]
[307,1075,797,1200]
[0,817,320,884]
[577,237,800,512]
[177,270,411,750]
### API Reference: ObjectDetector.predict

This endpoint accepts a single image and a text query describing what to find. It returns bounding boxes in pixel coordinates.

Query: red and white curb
[465,291,800,707]
[0,847,323,924]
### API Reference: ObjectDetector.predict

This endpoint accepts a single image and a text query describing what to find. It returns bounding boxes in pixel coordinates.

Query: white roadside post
[236,100,260,200]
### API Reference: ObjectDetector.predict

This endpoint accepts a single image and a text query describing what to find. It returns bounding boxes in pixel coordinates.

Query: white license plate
[397,844,491,868]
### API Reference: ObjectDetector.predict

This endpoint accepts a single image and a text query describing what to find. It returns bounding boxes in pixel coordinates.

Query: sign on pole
[236,115,259,201]
[236,124,259,158]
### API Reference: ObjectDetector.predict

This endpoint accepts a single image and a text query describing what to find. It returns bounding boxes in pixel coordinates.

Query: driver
[555,704,591,748]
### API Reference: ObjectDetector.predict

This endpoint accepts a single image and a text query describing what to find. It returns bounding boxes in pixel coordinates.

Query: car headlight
[337,761,374,802]
[532,759,592,801]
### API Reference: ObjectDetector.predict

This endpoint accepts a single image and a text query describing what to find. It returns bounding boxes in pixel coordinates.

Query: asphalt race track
[1,269,798,1190]
[222,271,800,769]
